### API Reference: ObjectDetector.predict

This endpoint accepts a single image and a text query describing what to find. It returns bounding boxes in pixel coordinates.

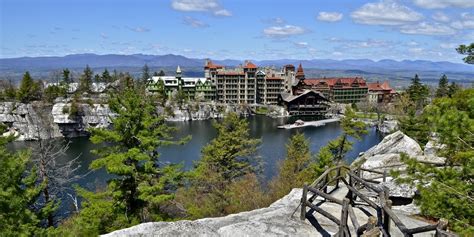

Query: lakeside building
[205,60,288,105]
[279,90,330,117]
[299,77,368,104]
[147,66,215,101]
[367,81,398,104]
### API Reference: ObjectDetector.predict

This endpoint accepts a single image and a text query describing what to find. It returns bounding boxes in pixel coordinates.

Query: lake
[11,115,383,217]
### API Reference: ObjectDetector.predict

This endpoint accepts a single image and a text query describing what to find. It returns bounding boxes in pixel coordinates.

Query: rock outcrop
[102,188,434,237]
[353,130,446,200]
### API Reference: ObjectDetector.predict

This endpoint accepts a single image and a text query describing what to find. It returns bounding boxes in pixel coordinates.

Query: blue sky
[1,0,473,62]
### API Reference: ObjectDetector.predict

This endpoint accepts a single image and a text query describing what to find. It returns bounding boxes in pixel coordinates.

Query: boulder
[377,120,398,134]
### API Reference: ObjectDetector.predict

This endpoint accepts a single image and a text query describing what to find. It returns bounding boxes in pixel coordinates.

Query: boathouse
[279,90,330,117]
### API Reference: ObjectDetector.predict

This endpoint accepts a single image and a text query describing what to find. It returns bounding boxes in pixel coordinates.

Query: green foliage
[177,113,263,218]
[399,108,430,146]
[435,74,449,98]
[395,88,474,234]
[44,84,67,103]
[0,80,17,101]
[269,132,312,198]
[142,64,150,84]
[79,65,93,93]
[101,68,112,83]
[407,74,429,110]
[456,43,474,64]
[329,107,367,162]
[17,71,41,103]
[0,136,46,236]
[74,81,189,234]
[62,68,72,84]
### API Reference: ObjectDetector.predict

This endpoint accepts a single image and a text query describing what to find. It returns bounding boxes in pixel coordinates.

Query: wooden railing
[299,165,455,237]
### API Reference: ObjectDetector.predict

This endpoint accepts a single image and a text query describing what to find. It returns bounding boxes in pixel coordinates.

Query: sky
[1,0,473,62]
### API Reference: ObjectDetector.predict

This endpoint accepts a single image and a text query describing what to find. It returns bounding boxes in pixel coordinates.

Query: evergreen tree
[447,82,461,98]
[456,43,474,64]
[399,108,430,146]
[62,68,71,84]
[0,135,45,236]
[328,107,367,163]
[17,71,40,103]
[153,71,159,77]
[176,113,263,218]
[76,81,189,233]
[269,132,312,199]
[158,70,165,76]
[101,68,112,83]
[395,88,474,234]
[79,65,93,93]
[94,74,101,83]
[407,74,429,110]
[141,64,150,84]
[435,74,449,98]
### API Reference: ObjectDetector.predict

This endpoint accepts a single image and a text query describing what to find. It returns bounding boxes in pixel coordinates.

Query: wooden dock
[278,118,340,129]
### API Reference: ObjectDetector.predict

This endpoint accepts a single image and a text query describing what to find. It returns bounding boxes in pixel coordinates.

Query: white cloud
[432,12,450,22]
[263,25,307,37]
[317,12,343,22]
[182,16,209,28]
[413,0,474,9]
[440,43,458,49]
[461,12,474,20]
[294,42,309,48]
[407,41,419,46]
[451,20,474,29]
[214,9,232,17]
[351,0,423,25]
[408,47,424,54]
[128,26,150,33]
[100,33,108,39]
[400,22,456,35]
[171,0,232,17]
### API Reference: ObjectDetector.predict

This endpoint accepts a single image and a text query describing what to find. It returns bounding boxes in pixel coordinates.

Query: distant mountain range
[1,53,473,73]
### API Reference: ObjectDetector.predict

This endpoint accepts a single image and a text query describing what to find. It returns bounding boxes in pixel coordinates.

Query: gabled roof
[368,81,396,93]
[280,90,329,103]
[296,63,305,77]
[304,77,367,88]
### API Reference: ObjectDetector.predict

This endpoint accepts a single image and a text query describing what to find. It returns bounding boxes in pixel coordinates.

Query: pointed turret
[176,65,182,74]
[295,63,305,80]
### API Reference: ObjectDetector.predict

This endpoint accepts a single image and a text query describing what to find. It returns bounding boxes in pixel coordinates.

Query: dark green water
[11,115,383,217]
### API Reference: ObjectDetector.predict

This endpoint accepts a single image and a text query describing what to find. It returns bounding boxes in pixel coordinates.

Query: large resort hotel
[147,60,398,117]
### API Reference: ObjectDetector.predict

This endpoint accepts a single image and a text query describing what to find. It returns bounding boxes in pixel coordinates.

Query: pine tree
[158,70,165,76]
[435,74,449,98]
[396,88,474,234]
[141,64,150,84]
[328,106,367,163]
[79,65,93,93]
[17,71,40,103]
[407,74,429,110]
[176,113,262,218]
[62,68,71,84]
[101,68,112,83]
[83,80,189,231]
[269,132,312,199]
[0,135,45,236]
[447,82,460,98]
[456,43,474,64]
[93,74,101,83]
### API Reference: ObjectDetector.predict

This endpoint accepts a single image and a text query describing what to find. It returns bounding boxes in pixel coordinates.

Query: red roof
[304,77,368,88]
[296,63,305,77]
[368,81,396,93]
[244,61,257,69]
[205,60,223,69]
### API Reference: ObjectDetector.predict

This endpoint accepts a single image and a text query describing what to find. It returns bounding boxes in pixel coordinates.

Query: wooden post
[435,219,449,237]
[339,198,350,237]
[383,200,392,235]
[335,166,341,189]
[300,184,308,221]
[323,166,329,194]
[383,170,387,182]
[348,175,354,204]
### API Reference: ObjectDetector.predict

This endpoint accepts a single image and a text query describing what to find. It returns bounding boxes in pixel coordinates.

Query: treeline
[0,64,165,104]
[0,75,369,236]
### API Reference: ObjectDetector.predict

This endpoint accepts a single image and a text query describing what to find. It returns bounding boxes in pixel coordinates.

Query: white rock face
[377,120,398,134]
[353,131,445,199]
[0,102,62,140]
[102,189,321,237]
